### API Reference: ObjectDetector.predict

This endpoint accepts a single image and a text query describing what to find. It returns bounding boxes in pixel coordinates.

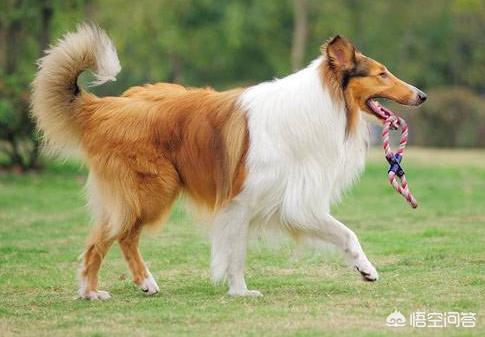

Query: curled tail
[31,23,121,155]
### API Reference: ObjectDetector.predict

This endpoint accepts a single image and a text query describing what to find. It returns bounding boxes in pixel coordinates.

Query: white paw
[79,290,112,300]
[228,289,263,297]
[354,258,379,282]
[139,273,160,295]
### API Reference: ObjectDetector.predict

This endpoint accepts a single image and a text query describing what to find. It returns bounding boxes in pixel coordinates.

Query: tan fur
[74,86,249,294]
[118,221,148,284]
[320,36,418,134]
[31,25,249,296]
[79,85,248,226]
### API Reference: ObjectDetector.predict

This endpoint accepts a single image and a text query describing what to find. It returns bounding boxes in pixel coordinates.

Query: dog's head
[322,35,427,131]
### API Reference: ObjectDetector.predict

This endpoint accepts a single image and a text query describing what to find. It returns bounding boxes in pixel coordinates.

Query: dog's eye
[379,72,388,79]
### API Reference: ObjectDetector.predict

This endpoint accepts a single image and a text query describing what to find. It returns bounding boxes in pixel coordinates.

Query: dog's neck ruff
[239,57,369,225]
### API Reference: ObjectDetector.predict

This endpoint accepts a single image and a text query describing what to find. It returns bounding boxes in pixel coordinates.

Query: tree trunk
[345,0,365,49]
[5,0,23,76]
[0,15,6,69]
[84,0,96,20]
[24,0,53,170]
[38,0,53,54]
[2,1,24,171]
[168,54,183,84]
[6,133,23,169]
[291,0,308,72]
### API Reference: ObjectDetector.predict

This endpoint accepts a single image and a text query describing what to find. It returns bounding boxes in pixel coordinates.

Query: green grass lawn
[0,148,484,337]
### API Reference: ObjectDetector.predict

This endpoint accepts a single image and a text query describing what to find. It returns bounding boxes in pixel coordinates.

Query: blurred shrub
[0,0,55,171]
[405,87,485,148]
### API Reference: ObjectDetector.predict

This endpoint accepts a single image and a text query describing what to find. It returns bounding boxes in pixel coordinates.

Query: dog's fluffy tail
[31,23,121,155]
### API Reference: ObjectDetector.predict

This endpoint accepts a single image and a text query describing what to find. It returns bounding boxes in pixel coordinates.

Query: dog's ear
[322,35,356,71]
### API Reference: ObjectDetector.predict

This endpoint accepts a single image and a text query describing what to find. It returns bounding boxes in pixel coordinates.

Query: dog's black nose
[417,90,427,103]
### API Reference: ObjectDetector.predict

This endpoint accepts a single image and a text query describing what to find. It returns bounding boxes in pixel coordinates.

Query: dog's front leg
[312,214,379,281]
[210,201,262,297]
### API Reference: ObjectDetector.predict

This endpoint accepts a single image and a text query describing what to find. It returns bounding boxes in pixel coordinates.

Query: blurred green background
[0,0,484,171]
[1,2,484,336]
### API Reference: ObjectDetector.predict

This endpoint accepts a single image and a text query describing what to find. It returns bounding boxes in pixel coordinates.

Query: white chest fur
[239,58,369,227]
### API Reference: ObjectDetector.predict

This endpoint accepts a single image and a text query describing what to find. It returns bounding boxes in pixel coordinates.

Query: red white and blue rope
[380,106,418,209]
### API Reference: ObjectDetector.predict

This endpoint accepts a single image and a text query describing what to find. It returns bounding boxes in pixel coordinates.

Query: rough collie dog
[32,24,426,299]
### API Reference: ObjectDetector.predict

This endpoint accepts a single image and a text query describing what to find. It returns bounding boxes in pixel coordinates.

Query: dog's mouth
[365,99,397,123]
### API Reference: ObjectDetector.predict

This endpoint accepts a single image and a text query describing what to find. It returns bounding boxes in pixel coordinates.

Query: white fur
[211,58,378,296]
[78,275,111,300]
[139,273,160,295]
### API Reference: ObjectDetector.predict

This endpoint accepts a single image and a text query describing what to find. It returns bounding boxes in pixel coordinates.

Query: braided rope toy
[372,102,418,208]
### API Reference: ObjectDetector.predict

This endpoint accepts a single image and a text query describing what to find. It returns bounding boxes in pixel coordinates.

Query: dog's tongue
[367,99,400,129]
[369,99,396,120]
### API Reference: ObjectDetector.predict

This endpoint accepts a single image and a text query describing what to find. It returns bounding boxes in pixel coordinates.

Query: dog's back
[79,84,248,232]
[32,24,248,233]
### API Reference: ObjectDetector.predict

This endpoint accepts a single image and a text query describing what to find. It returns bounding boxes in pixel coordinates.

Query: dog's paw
[354,259,379,282]
[228,289,263,297]
[139,273,159,295]
[79,290,112,300]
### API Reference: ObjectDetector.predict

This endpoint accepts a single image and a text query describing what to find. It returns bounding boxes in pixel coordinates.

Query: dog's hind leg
[211,200,261,297]
[118,221,159,295]
[78,222,116,300]
[303,214,379,282]
[118,161,180,296]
